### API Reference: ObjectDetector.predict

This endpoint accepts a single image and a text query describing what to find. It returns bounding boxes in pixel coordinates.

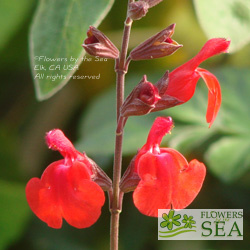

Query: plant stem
[110,1,134,249]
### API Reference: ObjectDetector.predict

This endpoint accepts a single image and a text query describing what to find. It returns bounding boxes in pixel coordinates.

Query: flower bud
[82,26,119,59]
[129,24,182,60]
[128,1,149,20]
[120,75,160,117]
[120,72,182,117]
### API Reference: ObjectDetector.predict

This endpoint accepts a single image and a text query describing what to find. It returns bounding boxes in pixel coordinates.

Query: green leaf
[0,180,30,250]
[205,137,250,182]
[194,0,250,52]
[0,0,34,51]
[30,0,115,100]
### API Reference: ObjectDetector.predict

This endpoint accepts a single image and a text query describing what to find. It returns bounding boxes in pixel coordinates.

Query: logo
[158,209,243,240]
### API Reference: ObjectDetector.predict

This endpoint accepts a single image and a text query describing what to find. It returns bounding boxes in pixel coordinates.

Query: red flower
[154,38,230,127]
[132,117,206,217]
[25,129,106,229]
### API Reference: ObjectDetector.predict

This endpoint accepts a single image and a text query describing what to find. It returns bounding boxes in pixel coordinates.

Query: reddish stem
[110,1,134,249]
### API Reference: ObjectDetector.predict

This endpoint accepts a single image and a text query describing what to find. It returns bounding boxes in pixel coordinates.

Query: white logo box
[158,209,243,240]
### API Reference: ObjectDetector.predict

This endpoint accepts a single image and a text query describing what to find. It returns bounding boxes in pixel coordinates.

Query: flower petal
[166,38,230,102]
[196,68,222,127]
[46,129,76,158]
[133,150,206,217]
[26,160,68,228]
[61,162,105,228]
[133,152,173,217]
[26,176,63,228]
[160,221,169,228]
[168,223,173,230]
[171,159,206,209]
[162,213,169,221]
[168,209,175,219]
[184,38,230,71]
[25,160,105,229]
[145,116,173,148]
[173,220,181,227]
[173,214,181,220]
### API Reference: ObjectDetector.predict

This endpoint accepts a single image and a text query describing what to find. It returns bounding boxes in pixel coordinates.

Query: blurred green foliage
[194,0,250,52]
[0,0,34,52]
[0,0,249,249]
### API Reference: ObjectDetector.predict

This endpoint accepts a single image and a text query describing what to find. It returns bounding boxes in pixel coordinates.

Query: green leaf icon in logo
[182,214,196,228]
[160,210,181,230]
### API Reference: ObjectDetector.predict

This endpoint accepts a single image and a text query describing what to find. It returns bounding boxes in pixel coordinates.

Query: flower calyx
[85,153,112,191]
[82,26,119,59]
[119,155,140,193]
[129,24,182,60]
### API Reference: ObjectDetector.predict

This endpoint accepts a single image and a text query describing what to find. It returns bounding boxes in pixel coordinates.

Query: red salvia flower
[132,117,206,217]
[154,38,230,127]
[25,129,106,229]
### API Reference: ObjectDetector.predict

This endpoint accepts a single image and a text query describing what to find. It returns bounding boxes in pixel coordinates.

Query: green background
[0,0,249,249]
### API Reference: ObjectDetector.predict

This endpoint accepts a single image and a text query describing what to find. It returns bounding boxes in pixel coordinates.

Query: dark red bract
[82,26,119,59]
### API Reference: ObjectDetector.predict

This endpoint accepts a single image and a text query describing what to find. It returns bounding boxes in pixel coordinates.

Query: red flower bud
[26,129,111,229]
[128,1,149,20]
[120,75,160,117]
[82,26,119,59]
[120,73,182,117]
[129,24,182,60]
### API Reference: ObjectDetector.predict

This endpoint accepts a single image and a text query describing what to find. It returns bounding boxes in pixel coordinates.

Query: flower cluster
[121,37,230,127]
[26,2,230,230]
